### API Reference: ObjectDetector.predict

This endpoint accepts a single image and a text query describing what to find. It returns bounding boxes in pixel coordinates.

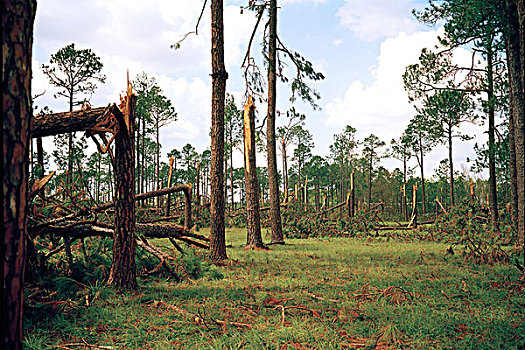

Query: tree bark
[267,0,284,244]
[367,156,372,209]
[418,136,426,214]
[209,0,228,261]
[2,1,36,347]
[509,98,518,226]
[30,106,117,138]
[448,126,455,207]
[487,45,499,224]
[244,98,264,248]
[516,0,525,255]
[107,85,138,290]
[166,155,174,216]
[36,137,44,178]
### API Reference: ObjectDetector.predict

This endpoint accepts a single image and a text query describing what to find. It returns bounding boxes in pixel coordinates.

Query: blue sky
[32,0,487,179]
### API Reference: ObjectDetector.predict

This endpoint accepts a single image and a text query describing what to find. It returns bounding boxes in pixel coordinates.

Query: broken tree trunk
[411,184,418,228]
[107,82,138,290]
[30,104,121,138]
[93,184,192,229]
[243,97,264,249]
[350,171,355,217]
[166,155,174,216]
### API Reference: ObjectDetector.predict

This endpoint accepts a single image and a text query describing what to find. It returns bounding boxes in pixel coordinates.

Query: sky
[32,0,490,179]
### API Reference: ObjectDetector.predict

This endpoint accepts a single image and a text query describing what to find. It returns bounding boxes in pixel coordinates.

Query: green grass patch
[25,228,524,349]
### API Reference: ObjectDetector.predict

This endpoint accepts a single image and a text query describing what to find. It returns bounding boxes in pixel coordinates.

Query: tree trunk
[67,90,74,187]
[509,99,518,226]
[156,119,160,208]
[209,0,228,261]
[402,155,408,221]
[244,98,264,248]
[486,46,499,224]
[266,0,284,244]
[2,1,36,347]
[141,112,145,207]
[418,136,426,214]
[448,125,455,207]
[36,137,44,178]
[515,0,525,261]
[166,156,174,216]
[230,132,234,210]
[367,156,372,209]
[107,86,138,290]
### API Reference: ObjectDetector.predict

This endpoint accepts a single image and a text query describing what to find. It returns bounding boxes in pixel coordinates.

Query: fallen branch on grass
[152,300,252,329]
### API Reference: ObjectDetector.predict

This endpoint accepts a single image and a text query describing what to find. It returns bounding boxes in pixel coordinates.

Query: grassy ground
[25,228,524,349]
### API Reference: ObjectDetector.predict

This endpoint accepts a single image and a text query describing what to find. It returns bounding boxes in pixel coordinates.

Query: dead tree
[107,83,138,290]
[243,98,264,248]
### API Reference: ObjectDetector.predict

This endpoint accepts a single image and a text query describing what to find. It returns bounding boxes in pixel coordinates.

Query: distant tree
[362,134,386,209]
[42,43,106,185]
[292,127,314,197]
[2,0,36,347]
[181,143,197,185]
[224,94,243,209]
[329,125,358,202]
[390,133,412,219]
[148,83,177,206]
[405,114,439,214]
[420,89,475,206]
[277,108,306,195]
[167,148,182,185]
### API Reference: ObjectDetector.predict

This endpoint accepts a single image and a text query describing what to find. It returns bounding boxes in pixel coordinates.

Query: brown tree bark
[36,137,44,178]
[487,47,499,224]
[267,0,284,244]
[209,0,228,261]
[107,85,138,290]
[166,155,174,216]
[243,98,264,248]
[2,0,36,347]
[516,0,525,259]
[448,126,455,207]
[509,100,518,226]
[415,137,426,214]
[30,106,117,138]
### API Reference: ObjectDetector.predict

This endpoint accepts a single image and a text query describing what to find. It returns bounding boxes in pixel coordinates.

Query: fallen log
[93,184,192,212]
[31,222,209,249]
[323,201,347,214]
[136,223,210,242]
[136,236,181,281]
[31,104,121,138]
[140,214,181,224]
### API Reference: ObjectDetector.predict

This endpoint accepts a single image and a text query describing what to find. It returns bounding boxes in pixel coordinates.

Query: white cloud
[336,0,422,41]
[333,39,343,46]
[324,28,484,175]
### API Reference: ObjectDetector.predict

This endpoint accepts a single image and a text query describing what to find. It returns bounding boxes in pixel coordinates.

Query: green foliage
[42,43,105,106]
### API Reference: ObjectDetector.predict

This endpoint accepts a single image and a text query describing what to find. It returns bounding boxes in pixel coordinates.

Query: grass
[25,228,524,349]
